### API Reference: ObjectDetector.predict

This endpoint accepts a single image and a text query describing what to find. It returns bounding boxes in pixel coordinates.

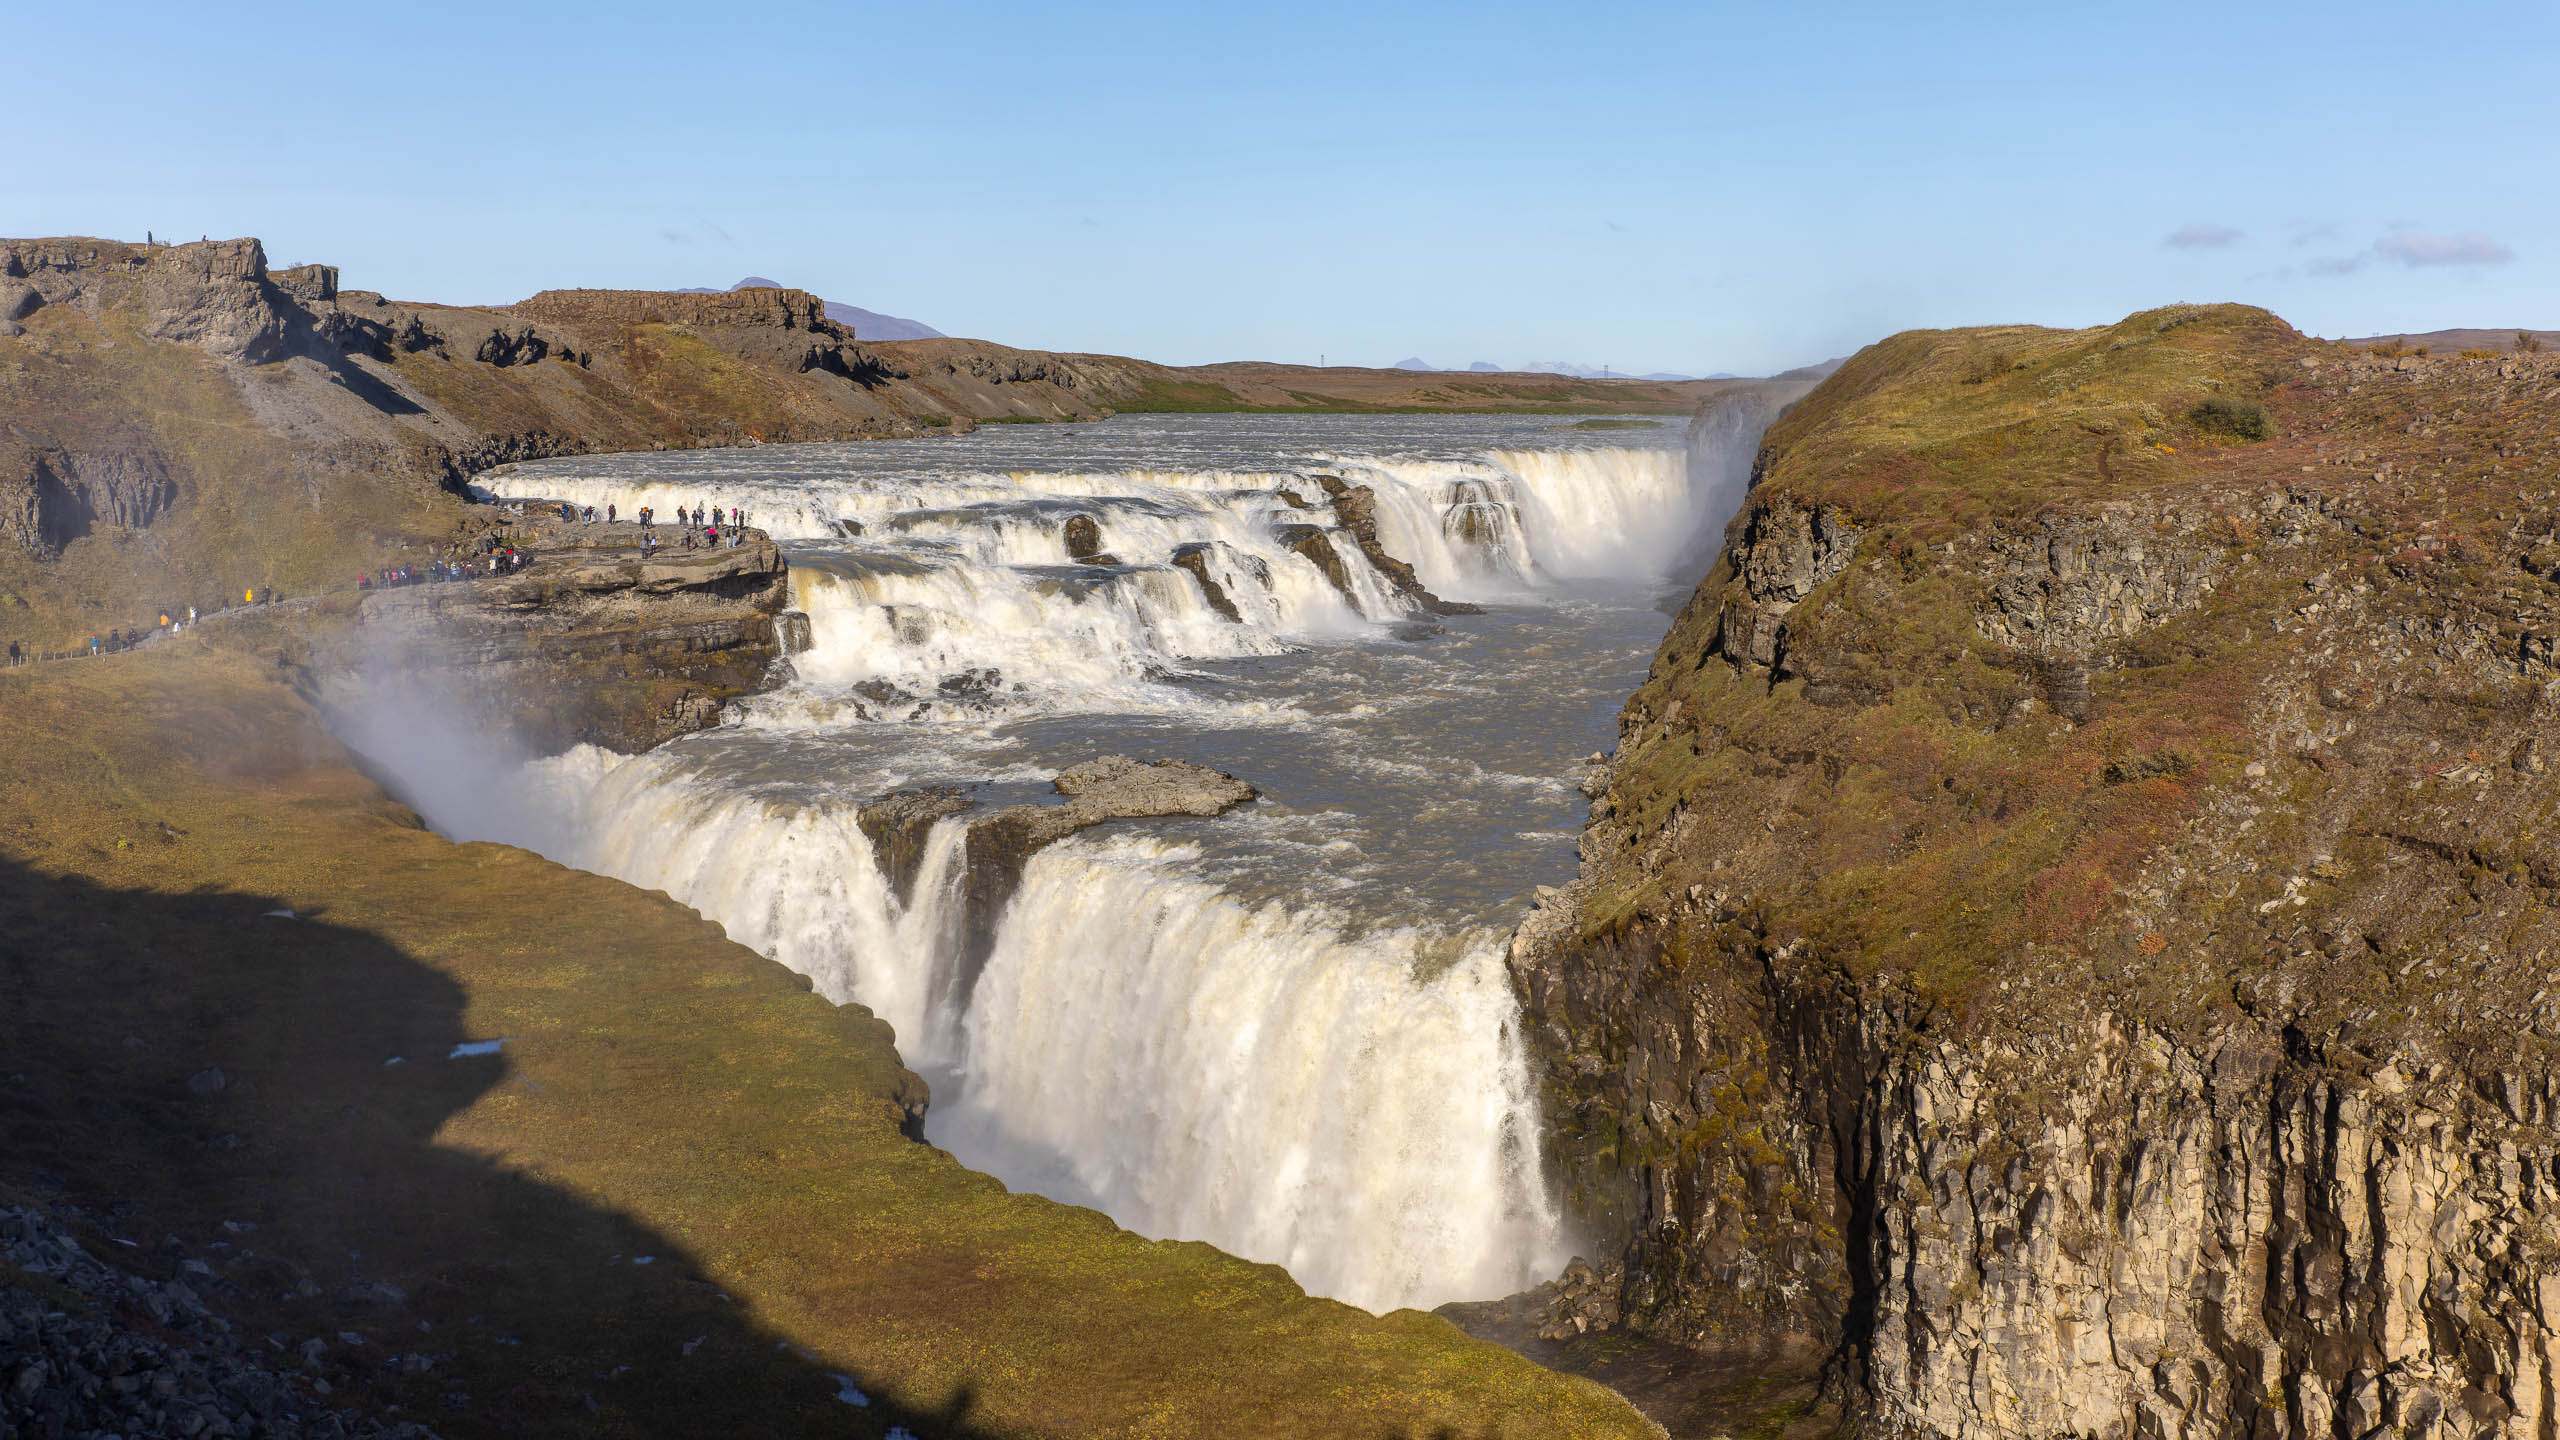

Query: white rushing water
[475,420,1703,721]
[407,411,1770,1312]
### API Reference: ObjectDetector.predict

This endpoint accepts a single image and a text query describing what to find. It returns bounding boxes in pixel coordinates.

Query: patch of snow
[263,909,297,919]
[832,1375,870,1406]
[447,1039,507,1059]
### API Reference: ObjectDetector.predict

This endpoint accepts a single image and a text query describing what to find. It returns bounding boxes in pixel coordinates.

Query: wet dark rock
[1275,523,1359,605]
[1063,514,1103,560]
[1311,475,1483,616]
[1170,543,1243,622]
[954,757,1258,1006]
[774,611,813,655]
[1061,514,1121,565]
[856,788,978,905]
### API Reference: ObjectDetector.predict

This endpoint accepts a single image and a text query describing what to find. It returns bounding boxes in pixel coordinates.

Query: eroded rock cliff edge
[1511,306,2560,1439]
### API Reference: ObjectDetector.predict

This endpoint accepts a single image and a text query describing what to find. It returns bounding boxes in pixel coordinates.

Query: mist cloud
[2165,224,2242,249]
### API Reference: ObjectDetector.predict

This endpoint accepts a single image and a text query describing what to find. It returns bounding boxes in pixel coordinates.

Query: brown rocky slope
[1501,305,2560,1439]
[0,235,1733,653]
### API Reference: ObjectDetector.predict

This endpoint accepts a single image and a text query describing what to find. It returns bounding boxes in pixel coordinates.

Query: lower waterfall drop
[939,834,1563,1312]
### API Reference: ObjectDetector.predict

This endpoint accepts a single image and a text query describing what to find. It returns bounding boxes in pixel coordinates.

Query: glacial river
[412,411,1751,1312]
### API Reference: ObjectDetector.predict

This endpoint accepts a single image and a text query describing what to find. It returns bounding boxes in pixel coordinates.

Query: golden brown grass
[0,642,1655,1438]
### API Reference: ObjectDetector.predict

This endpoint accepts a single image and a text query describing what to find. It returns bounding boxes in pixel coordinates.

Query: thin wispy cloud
[2164,224,2241,249]
[2284,220,2340,248]
[2304,228,2515,278]
[2373,231,2513,267]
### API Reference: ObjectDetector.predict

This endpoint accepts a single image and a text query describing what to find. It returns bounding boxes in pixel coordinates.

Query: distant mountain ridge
[675,277,945,342]
[2343,327,2559,354]
[1393,356,1702,381]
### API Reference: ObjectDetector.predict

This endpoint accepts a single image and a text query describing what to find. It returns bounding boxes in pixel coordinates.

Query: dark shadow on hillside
[285,314,428,418]
[0,857,990,1440]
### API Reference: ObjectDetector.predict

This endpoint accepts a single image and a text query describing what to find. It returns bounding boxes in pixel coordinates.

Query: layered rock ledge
[854,756,1260,1007]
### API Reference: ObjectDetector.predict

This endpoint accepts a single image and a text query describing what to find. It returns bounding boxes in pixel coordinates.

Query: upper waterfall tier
[475,415,1707,721]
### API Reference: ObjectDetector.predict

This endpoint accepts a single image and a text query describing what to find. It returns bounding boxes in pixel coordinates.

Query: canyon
[6,233,2558,1440]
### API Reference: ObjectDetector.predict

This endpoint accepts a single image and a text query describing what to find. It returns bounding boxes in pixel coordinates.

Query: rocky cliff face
[312,526,793,753]
[1506,308,2560,1439]
[0,235,1185,645]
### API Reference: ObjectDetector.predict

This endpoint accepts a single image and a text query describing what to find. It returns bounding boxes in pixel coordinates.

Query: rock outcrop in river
[1507,307,2560,1439]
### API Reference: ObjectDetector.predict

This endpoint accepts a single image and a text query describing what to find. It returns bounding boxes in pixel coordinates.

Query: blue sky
[7,1,2552,373]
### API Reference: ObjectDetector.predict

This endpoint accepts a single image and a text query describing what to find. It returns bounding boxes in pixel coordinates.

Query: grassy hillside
[1585,301,2560,1029]
[0,634,1657,1439]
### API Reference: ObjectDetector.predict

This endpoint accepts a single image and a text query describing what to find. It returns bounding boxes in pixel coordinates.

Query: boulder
[1061,513,1121,565]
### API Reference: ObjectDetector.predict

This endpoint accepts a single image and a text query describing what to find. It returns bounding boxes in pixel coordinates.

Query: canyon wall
[1518,307,2560,1438]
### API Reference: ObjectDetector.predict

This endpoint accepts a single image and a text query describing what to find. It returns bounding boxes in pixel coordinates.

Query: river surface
[421,411,1741,1312]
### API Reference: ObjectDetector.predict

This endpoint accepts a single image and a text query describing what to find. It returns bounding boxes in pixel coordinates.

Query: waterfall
[477,443,1713,715]
[419,416,1802,1315]
[943,833,1562,1311]
[472,749,1563,1312]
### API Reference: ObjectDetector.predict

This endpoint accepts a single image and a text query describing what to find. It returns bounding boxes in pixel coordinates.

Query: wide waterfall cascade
[417,413,1788,1313]
[491,748,1566,1311]
[475,417,1707,718]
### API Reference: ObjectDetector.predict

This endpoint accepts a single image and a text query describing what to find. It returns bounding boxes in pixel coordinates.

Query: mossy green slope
[0,642,1655,1439]
[1584,304,2328,999]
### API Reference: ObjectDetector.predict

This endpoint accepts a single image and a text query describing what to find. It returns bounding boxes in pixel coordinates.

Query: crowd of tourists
[356,548,523,590]
[630,500,755,551]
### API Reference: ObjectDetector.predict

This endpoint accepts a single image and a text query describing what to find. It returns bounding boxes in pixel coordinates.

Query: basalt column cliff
[1514,306,2560,1439]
